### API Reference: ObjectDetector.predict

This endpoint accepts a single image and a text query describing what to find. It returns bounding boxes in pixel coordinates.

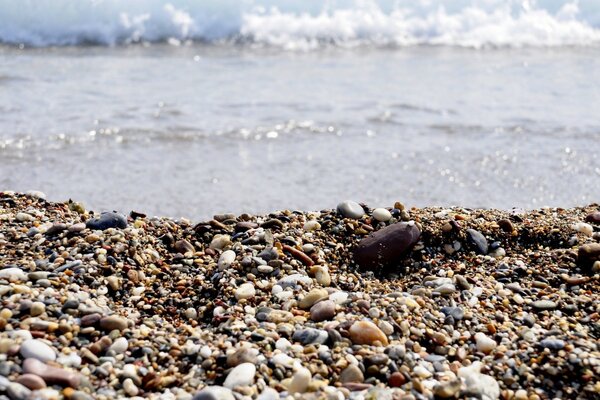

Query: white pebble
[573,222,593,237]
[475,332,497,354]
[235,283,256,300]
[223,363,256,389]
[20,339,56,362]
[218,250,236,270]
[372,208,392,222]
[109,337,129,354]
[288,367,311,394]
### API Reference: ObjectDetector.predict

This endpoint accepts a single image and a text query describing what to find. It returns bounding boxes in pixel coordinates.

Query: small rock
[388,372,406,387]
[0,268,28,281]
[459,363,500,400]
[99,315,129,331]
[210,234,231,250]
[223,363,256,389]
[227,347,258,367]
[20,339,56,363]
[45,223,67,236]
[532,300,557,311]
[539,338,565,350]
[298,289,329,309]
[218,250,236,270]
[433,379,461,398]
[578,243,600,271]
[123,378,138,396]
[23,358,81,387]
[109,337,129,354]
[6,382,31,400]
[585,211,600,223]
[292,328,329,345]
[86,212,127,230]
[174,239,194,254]
[288,367,311,394]
[354,222,421,269]
[193,386,235,400]
[466,229,488,255]
[30,302,45,317]
[16,374,46,390]
[235,283,256,300]
[497,219,513,233]
[310,300,336,322]
[475,332,496,354]
[372,208,392,222]
[349,321,388,346]
[337,201,365,219]
[340,365,364,383]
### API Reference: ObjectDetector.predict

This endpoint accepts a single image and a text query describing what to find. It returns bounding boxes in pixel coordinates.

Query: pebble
[16,374,46,390]
[539,338,565,350]
[459,363,500,400]
[310,300,336,322]
[86,212,127,230]
[0,268,28,281]
[288,367,311,394]
[433,379,461,398]
[109,337,129,354]
[340,365,364,383]
[6,382,31,400]
[123,378,138,396]
[234,283,256,300]
[174,239,195,254]
[466,229,488,255]
[298,289,329,309]
[30,302,45,316]
[292,328,329,345]
[354,222,421,269]
[475,332,497,354]
[20,339,56,362]
[193,386,235,400]
[578,243,600,270]
[532,300,557,311]
[99,315,129,331]
[372,208,392,222]
[223,363,256,389]
[218,250,236,270]
[348,321,389,346]
[23,358,81,387]
[336,200,365,219]
[585,211,600,223]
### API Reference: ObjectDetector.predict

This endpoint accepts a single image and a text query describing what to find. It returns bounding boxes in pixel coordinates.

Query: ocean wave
[1,0,600,49]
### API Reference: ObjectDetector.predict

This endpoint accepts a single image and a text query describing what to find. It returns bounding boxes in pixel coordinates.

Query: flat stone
[354,222,420,269]
[539,338,565,350]
[16,374,46,390]
[22,358,81,388]
[193,386,235,400]
[299,289,329,309]
[20,339,56,362]
[99,315,129,331]
[441,306,464,321]
[86,212,127,230]
[349,321,388,346]
[310,300,336,322]
[45,223,67,236]
[466,229,488,255]
[340,364,364,383]
[337,201,365,219]
[292,328,329,345]
[532,300,557,311]
[223,363,255,389]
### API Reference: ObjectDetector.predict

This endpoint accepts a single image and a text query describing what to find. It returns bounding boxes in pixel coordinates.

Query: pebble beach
[0,191,598,400]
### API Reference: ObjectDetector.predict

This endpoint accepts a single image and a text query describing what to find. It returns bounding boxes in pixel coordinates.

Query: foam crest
[1,0,600,48]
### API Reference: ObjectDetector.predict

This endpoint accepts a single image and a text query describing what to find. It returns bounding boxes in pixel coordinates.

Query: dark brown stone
[585,211,600,224]
[174,239,194,254]
[353,222,420,269]
[578,243,600,271]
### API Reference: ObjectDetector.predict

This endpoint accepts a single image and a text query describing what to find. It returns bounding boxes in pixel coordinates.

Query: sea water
[0,0,599,218]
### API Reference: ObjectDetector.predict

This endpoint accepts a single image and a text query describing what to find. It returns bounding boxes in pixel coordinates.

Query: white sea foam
[1,0,600,48]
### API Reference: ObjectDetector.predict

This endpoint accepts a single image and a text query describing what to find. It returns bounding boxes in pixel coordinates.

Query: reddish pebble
[17,374,46,390]
[388,372,406,387]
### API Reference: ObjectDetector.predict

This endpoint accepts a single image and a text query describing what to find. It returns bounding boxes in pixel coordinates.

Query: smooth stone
[340,365,364,383]
[16,374,46,390]
[441,306,464,321]
[209,234,231,250]
[234,283,256,300]
[257,387,279,400]
[292,328,329,345]
[23,358,81,388]
[475,333,496,354]
[174,239,194,254]
[45,223,67,236]
[193,386,235,400]
[372,208,392,222]
[460,368,500,399]
[227,348,258,367]
[539,338,565,350]
[466,229,488,255]
[329,291,350,305]
[354,222,421,269]
[20,339,56,362]
[299,289,329,309]
[337,201,365,219]
[218,250,236,270]
[349,321,389,346]
[277,274,312,289]
[578,243,600,271]
[0,268,28,281]
[532,300,557,311]
[30,302,45,317]
[585,211,600,223]
[85,212,127,230]
[6,382,31,400]
[223,363,255,389]
[288,367,311,394]
[109,337,129,354]
[99,316,128,331]
[310,300,336,322]
[433,379,461,398]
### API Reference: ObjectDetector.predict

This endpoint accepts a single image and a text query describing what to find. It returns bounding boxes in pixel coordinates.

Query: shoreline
[0,191,598,399]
